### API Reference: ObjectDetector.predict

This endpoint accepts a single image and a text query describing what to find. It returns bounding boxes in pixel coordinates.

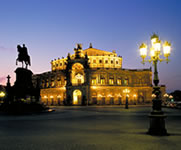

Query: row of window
[42,80,65,88]
[91,79,129,85]
[52,61,66,68]
[92,59,120,64]
[52,60,120,68]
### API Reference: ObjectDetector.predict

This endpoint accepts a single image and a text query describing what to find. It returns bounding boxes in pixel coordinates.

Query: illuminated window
[105,60,108,64]
[57,81,61,86]
[92,79,97,85]
[100,79,105,85]
[124,78,129,85]
[93,60,96,63]
[116,61,119,64]
[51,81,55,87]
[109,79,114,85]
[60,63,62,66]
[117,79,122,85]
[46,81,49,87]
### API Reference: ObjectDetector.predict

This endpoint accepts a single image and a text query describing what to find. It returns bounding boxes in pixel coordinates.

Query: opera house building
[33,44,166,105]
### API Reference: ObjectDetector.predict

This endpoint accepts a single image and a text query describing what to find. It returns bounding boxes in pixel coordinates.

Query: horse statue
[16,44,31,69]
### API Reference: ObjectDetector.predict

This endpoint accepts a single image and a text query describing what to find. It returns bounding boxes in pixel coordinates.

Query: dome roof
[82,48,116,56]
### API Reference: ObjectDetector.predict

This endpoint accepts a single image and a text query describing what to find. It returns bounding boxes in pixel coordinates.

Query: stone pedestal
[148,99,168,135]
[14,68,33,88]
[148,113,167,135]
[13,68,36,100]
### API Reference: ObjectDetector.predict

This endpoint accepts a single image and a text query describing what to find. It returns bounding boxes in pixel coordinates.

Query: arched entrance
[73,90,82,105]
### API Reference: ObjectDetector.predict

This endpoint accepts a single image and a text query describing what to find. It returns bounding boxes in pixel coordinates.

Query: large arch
[71,63,85,85]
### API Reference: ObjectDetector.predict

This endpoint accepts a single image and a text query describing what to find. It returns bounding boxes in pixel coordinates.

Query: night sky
[0,0,181,92]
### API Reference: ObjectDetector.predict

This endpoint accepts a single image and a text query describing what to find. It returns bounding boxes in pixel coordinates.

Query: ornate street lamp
[139,33,171,135]
[123,89,130,109]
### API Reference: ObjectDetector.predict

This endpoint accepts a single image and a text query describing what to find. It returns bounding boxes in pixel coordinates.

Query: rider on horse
[16,44,31,69]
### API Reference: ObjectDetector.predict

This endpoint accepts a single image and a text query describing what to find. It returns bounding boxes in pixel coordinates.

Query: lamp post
[123,89,130,109]
[139,33,171,135]
[133,94,137,105]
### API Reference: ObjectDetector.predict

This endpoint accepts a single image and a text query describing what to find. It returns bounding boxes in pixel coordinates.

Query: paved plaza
[0,106,181,150]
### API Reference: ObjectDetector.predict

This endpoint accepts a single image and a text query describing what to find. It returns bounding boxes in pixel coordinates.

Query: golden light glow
[123,89,130,94]
[91,86,97,89]
[139,43,147,58]
[169,95,173,99]
[163,41,171,57]
[0,91,5,98]
[57,95,61,98]
[117,94,122,97]
[133,94,137,98]
[152,94,156,98]
[107,94,113,97]
[164,93,169,97]
[73,90,82,105]
[98,94,102,98]
[50,96,53,98]
[44,95,47,98]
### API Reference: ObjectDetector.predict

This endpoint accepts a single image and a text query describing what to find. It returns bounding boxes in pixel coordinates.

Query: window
[117,79,122,85]
[116,61,119,64]
[105,60,108,64]
[109,79,114,85]
[92,79,96,85]
[46,81,49,87]
[51,81,55,87]
[111,60,113,64]
[100,79,105,85]
[124,78,129,85]
[57,81,61,86]
[60,63,62,66]
[93,60,96,63]
[99,60,102,63]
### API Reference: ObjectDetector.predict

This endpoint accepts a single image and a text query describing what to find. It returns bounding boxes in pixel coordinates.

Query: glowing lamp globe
[163,41,171,57]
[139,43,147,58]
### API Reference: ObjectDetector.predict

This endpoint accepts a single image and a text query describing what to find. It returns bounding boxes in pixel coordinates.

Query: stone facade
[33,44,166,105]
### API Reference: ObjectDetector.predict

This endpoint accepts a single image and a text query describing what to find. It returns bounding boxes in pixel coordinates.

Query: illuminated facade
[33,44,166,105]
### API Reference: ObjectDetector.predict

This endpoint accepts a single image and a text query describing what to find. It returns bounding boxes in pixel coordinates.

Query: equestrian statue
[16,44,31,69]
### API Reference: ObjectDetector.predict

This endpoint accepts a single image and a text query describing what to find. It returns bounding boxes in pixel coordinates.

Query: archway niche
[71,63,85,86]
[73,89,82,105]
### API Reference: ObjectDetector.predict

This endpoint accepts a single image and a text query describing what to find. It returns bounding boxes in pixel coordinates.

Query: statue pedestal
[14,68,33,88]
[14,68,33,100]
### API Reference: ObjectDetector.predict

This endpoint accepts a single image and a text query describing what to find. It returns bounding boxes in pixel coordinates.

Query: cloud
[0,45,14,52]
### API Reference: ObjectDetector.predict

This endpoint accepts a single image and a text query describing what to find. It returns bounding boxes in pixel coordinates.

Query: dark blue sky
[0,0,181,92]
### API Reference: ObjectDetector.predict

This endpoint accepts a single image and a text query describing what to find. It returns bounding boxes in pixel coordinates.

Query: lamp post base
[148,113,167,136]
[125,98,128,109]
